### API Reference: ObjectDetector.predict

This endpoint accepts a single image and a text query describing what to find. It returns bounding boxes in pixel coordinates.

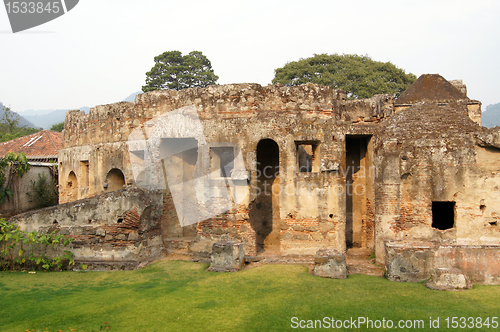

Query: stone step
[346,248,373,261]
[164,237,196,250]
[245,254,315,265]
[347,262,384,277]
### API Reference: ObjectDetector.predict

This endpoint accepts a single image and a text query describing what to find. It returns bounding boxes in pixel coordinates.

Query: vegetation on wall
[0,152,30,205]
[0,218,73,271]
[142,50,219,92]
[273,53,416,99]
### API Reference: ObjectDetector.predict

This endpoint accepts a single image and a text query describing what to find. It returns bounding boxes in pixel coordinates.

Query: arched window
[104,168,126,192]
[66,171,78,201]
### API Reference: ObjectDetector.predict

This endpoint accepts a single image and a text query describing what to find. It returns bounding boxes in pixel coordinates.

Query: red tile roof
[0,130,62,160]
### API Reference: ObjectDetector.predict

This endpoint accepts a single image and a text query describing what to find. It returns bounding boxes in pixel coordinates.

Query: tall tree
[0,106,39,143]
[142,51,219,92]
[272,54,416,99]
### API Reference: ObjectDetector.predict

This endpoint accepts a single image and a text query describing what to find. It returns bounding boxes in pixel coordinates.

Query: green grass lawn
[1,260,499,332]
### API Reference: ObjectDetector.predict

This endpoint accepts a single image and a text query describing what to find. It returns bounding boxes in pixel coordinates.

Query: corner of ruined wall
[344,94,394,123]
[385,241,500,285]
[9,186,163,270]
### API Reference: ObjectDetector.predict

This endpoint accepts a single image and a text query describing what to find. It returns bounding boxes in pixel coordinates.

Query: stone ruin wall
[9,187,163,270]
[58,83,395,258]
[51,81,500,274]
[374,102,500,263]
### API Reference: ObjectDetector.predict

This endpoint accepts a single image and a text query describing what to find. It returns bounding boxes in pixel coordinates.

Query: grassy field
[0,260,499,332]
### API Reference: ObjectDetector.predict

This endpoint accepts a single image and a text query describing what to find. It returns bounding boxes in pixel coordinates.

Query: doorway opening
[345,135,373,249]
[250,139,280,255]
[159,138,198,238]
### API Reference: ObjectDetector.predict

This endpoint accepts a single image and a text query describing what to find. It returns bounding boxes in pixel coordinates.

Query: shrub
[26,173,59,209]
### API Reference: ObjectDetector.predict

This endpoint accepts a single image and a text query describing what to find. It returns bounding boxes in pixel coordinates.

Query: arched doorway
[66,171,78,201]
[250,139,280,254]
[105,168,126,192]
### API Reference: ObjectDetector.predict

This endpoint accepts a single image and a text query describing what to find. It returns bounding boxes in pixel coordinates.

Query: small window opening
[211,147,234,178]
[53,220,58,224]
[296,142,319,173]
[329,214,334,219]
[80,161,89,188]
[432,201,455,230]
[489,221,497,226]
[117,218,123,224]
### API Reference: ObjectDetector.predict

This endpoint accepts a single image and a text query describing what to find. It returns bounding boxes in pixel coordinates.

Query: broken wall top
[383,102,484,141]
[62,83,350,148]
[395,74,469,105]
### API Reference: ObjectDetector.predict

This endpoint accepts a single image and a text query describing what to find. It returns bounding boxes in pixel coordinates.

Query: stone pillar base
[208,241,245,272]
[313,249,347,279]
[425,268,473,291]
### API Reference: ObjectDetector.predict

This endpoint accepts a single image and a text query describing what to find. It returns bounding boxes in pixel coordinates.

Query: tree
[272,54,417,99]
[0,106,39,143]
[142,50,219,92]
[50,122,64,132]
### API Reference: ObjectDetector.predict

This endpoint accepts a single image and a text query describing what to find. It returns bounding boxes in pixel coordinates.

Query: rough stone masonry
[9,74,500,283]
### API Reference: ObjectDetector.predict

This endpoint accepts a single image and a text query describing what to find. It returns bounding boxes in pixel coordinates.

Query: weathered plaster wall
[56,81,500,270]
[1,165,55,215]
[59,84,364,257]
[386,241,500,285]
[10,187,162,270]
[373,102,500,263]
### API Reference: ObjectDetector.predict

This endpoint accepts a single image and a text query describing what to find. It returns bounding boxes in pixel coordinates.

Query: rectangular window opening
[211,147,234,178]
[79,161,89,187]
[296,142,319,173]
[432,201,455,230]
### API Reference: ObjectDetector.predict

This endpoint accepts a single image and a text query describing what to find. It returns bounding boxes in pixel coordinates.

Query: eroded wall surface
[373,103,500,263]
[10,187,162,269]
[55,82,500,269]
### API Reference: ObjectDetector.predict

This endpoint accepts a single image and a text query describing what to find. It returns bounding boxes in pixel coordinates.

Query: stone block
[208,241,245,272]
[116,234,127,241]
[128,231,139,241]
[385,242,435,283]
[425,268,473,291]
[313,249,347,279]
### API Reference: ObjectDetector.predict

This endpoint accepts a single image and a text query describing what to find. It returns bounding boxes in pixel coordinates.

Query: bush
[0,218,73,270]
[26,173,58,209]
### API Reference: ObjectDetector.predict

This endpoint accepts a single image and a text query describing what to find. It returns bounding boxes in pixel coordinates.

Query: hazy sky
[1,0,499,113]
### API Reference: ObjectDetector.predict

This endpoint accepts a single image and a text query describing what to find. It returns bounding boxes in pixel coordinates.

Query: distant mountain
[20,109,68,129]
[0,102,38,129]
[482,103,500,128]
[15,93,140,129]
[123,91,142,102]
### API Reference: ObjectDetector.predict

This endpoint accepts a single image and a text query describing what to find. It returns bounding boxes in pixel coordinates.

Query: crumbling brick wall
[55,79,500,268]
[373,102,500,263]
[9,187,162,270]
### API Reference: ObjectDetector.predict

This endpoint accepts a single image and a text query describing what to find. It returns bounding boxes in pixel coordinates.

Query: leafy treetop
[272,53,416,99]
[50,122,64,132]
[142,50,219,92]
[0,106,39,142]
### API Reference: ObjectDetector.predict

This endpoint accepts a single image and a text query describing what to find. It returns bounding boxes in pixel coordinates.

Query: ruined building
[10,74,500,284]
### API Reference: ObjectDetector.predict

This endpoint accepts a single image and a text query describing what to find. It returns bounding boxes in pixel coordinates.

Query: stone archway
[105,168,126,192]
